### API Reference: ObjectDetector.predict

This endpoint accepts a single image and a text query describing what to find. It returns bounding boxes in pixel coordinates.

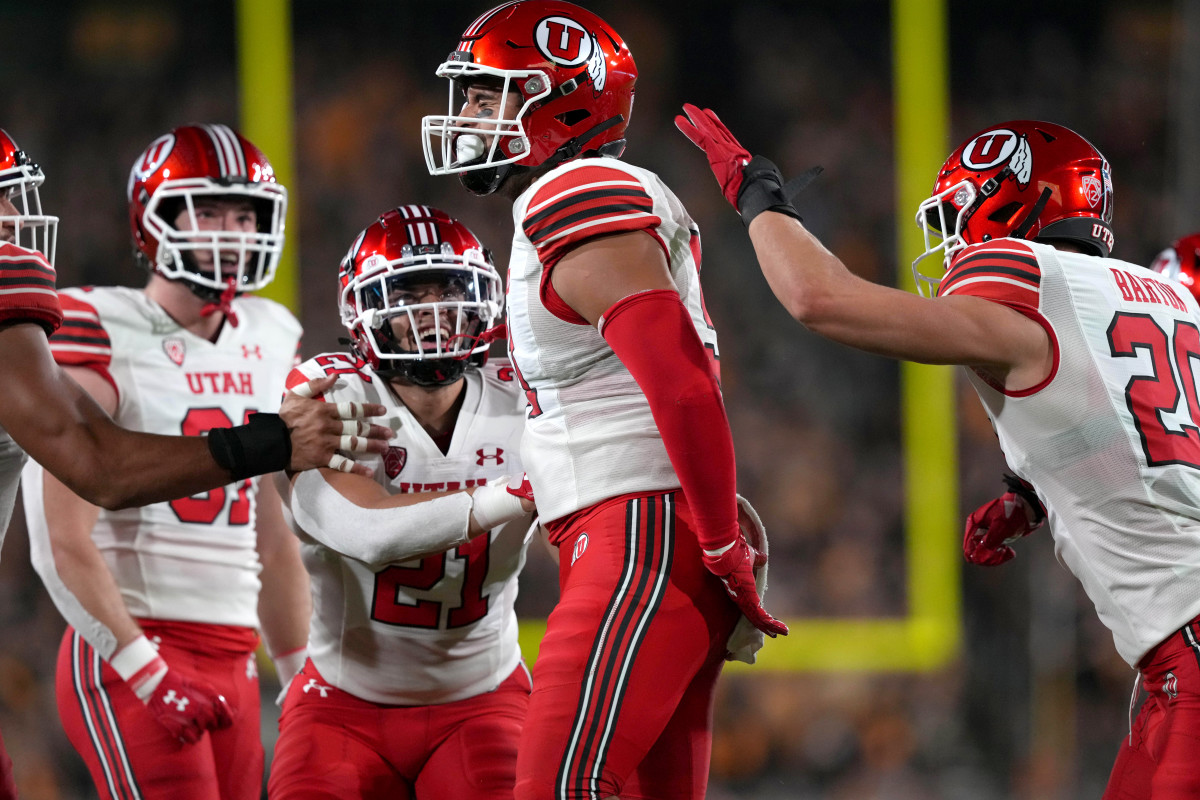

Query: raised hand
[674,103,752,208]
[676,103,820,226]
[282,375,392,476]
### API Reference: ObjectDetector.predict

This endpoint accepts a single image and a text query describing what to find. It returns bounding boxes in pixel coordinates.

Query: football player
[0,128,387,799]
[961,233,1200,569]
[678,106,1200,798]
[267,205,536,799]
[19,125,339,800]
[423,3,785,798]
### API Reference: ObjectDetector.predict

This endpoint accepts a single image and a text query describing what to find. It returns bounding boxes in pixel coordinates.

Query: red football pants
[1104,616,1200,800]
[57,620,263,800]
[515,491,741,800]
[268,660,530,799]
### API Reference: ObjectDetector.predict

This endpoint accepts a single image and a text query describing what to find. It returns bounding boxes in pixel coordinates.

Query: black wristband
[735,156,823,227]
[206,412,293,481]
[1002,473,1046,524]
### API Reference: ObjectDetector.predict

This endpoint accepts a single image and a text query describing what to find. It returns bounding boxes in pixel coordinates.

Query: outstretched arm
[675,104,1052,391]
[0,322,391,509]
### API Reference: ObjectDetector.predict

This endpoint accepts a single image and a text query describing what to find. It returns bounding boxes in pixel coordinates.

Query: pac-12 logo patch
[163,336,186,366]
[961,129,1032,187]
[1082,175,1103,208]
[572,531,589,565]
[534,16,607,92]
[384,446,407,478]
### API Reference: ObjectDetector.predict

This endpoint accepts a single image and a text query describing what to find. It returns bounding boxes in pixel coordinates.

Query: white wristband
[272,647,307,690]
[109,635,168,703]
[470,477,529,532]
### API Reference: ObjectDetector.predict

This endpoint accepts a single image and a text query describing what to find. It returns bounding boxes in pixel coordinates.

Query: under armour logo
[241,345,263,359]
[1164,671,1179,699]
[245,654,258,680]
[302,679,331,698]
[476,448,504,466]
[161,690,190,712]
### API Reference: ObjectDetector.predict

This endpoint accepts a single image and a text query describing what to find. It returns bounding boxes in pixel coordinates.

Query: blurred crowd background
[0,0,1190,797]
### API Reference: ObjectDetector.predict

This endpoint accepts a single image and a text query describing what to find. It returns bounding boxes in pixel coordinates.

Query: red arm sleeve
[600,289,739,554]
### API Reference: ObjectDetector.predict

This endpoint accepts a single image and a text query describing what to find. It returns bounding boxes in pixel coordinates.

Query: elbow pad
[290,470,474,566]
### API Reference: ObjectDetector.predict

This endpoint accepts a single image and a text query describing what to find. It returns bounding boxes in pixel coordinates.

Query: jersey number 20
[1108,312,1200,468]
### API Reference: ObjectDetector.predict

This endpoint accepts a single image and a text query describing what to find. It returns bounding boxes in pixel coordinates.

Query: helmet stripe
[215,124,247,177]
[201,125,230,178]
[461,0,522,49]
[215,124,248,177]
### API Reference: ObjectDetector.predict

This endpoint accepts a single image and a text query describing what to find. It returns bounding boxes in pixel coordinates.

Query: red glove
[963,491,1044,566]
[505,473,535,504]
[703,536,788,637]
[145,669,234,744]
[674,103,751,207]
[676,103,820,225]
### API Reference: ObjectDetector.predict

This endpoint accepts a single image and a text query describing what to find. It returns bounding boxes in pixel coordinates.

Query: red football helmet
[1150,232,1200,302]
[0,128,58,265]
[127,124,287,295]
[338,205,503,386]
[422,0,637,195]
[913,120,1114,296]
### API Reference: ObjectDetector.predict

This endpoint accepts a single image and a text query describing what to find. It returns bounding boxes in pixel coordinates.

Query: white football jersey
[940,239,1200,665]
[507,157,719,522]
[284,355,529,705]
[22,286,301,629]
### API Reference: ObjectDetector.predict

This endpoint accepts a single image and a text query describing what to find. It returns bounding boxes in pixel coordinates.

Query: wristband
[207,412,292,481]
[471,477,530,532]
[110,635,168,702]
[1002,473,1046,524]
[736,157,822,227]
[272,647,307,690]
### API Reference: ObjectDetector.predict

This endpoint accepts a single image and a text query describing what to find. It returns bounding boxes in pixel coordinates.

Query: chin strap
[200,279,240,327]
[541,116,625,173]
[1011,187,1054,241]
[448,322,508,361]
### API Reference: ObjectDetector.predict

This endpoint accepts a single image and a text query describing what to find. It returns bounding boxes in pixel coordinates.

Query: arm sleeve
[288,469,475,567]
[0,244,62,334]
[600,289,739,553]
